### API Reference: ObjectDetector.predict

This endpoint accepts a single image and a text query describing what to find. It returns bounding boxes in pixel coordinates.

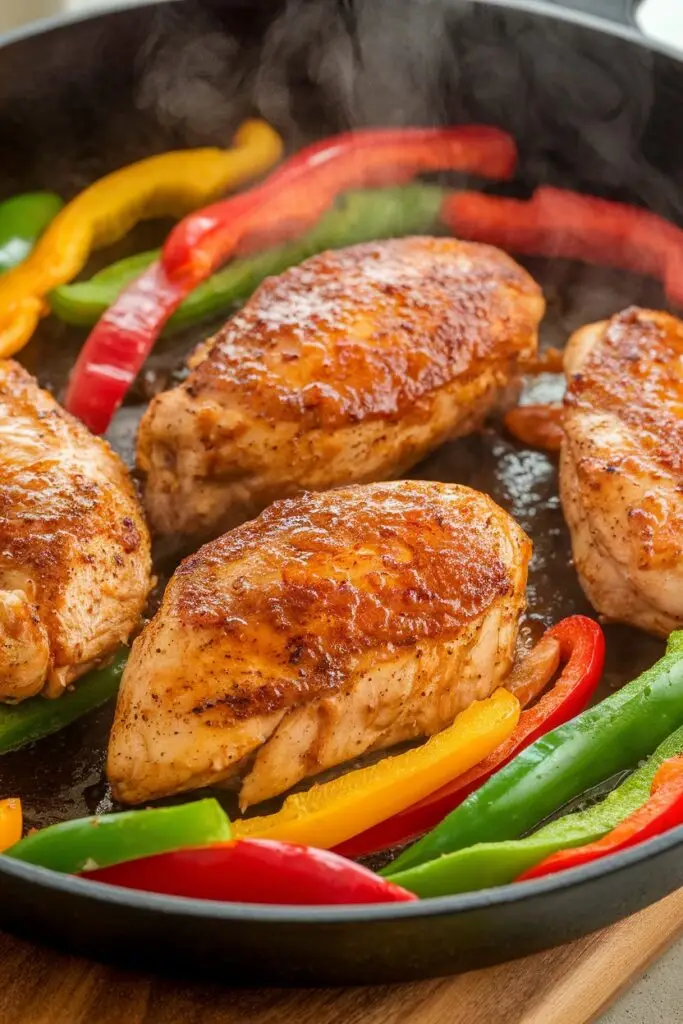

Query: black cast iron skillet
[0,0,682,986]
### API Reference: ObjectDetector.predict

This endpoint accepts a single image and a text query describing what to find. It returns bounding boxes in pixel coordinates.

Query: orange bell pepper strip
[519,754,683,881]
[504,403,565,453]
[233,688,520,850]
[0,798,22,852]
[0,119,283,357]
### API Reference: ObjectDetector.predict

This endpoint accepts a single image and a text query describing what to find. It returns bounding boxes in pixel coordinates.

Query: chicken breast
[0,360,152,700]
[107,480,531,807]
[138,237,544,544]
[561,307,683,636]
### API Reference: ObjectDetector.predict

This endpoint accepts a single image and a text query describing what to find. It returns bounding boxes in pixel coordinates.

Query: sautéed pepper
[388,723,683,897]
[0,119,282,357]
[4,799,230,874]
[338,616,603,858]
[234,688,519,849]
[520,755,683,881]
[84,839,416,905]
[388,631,683,874]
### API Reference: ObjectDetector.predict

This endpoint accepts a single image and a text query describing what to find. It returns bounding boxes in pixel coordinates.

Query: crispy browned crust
[185,236,542,429]
[0,360,151,679]
[168,481,524,723]
[565,307,683,478]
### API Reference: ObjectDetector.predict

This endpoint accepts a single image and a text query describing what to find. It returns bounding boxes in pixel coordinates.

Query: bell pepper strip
[161,125,517,282]
[3,799,230,875]
[51,184,446,330]
[233,688,519,850]
[518,755,683,882]
[65,261,189,435]
[386,630,683,875]
[0,799,22,852]
[387,722,683,897]
[49,249,161,326]
[0,119,282,358]
[0,193,64,273]
[82,839,416,905]
[442,186,683,307]
[336,615,603,859]
[503,404,564,453]
[0,649,127,755]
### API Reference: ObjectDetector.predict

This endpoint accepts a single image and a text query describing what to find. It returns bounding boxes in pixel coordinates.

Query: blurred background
[0,0,143,33]
[0,0,678,51]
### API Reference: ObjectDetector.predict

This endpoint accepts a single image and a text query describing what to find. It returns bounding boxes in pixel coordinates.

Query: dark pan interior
[1,0,683,983]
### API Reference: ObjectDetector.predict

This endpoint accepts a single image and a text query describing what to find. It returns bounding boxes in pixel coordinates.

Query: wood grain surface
[1,888,682,1024]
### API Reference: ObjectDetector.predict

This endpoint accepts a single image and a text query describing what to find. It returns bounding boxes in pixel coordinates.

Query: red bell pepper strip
[65,261,187,435]
[335,616,604,858]
[162,125,517,282]
[442,187,683,307]
[82,838,417,905]
[518,755,683,882]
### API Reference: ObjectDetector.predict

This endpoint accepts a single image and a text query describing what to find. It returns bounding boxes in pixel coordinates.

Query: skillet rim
[0,0,680,63]
[0,0,682,928]
[2,821,683,922]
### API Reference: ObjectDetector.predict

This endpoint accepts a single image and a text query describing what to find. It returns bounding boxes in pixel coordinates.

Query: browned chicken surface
[107,480,531,807]
[0,360,152,700]
[561,307,683,636]
[138,237,544,544]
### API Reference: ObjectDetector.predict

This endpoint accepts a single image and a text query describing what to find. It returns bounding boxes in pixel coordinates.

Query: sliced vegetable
[387,630,683,874]
[443,186,683,307]
[503,403,564,453]
[0,799,22,852]
[51,184,446,329]
[0,193,63,273]
[337,615,603,858]
[0,119,282,357]
[83,839,416,905]
[519,755,683,882]
[65,261,188,435]
[0,649,127,755]
[233,687,519,850]
[162,125,517,282]
[4,799,230,874]
[388,722,683,897]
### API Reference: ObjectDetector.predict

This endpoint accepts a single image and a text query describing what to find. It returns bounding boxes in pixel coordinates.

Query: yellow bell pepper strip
[0,798,22,852]
[0,119,283,358]
[234,688,520,850]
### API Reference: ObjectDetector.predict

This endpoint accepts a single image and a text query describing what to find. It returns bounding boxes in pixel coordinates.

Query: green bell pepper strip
[0,193,64,273]
[387,722,683,897]
[48,184,446,330]
[3,798,231,874]
[0,649,127,755]
[387,631,683,875]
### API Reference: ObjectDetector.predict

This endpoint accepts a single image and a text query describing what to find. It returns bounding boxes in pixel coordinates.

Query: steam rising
[129,0,682,215]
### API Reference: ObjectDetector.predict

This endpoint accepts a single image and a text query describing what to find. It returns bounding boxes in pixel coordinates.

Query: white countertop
[1,1,682,1020]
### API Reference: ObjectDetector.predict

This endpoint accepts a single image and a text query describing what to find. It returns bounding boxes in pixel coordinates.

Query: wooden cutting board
[1,888,682,1024]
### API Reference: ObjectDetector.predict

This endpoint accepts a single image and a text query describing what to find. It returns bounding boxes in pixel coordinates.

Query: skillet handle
[547,0,635,27]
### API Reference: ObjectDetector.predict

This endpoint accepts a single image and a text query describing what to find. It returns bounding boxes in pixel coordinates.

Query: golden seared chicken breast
[0,360,151,701]
[107,480,531,807]
[562,307,683,636]
[138,237,544,543]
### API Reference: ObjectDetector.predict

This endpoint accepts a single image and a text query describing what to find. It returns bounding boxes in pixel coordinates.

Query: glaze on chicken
[107,480,531,807]
[0,361,151,700]
[138,237,544,544]
[561,307,683,636]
